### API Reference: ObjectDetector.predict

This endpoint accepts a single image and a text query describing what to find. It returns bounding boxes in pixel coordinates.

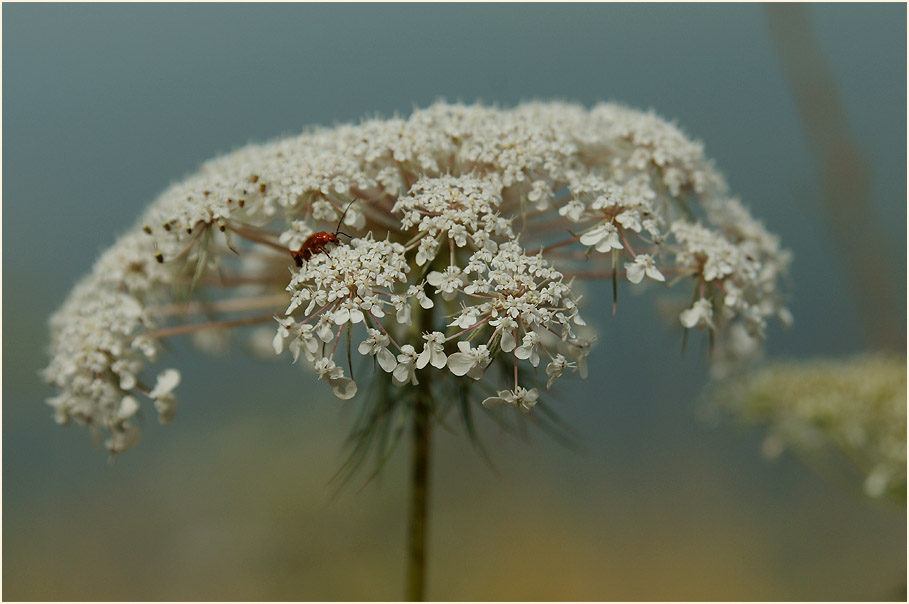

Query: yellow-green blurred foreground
[4,391,904,601]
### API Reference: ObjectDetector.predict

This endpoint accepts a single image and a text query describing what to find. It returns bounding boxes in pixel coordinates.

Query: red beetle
[291,201,354,267]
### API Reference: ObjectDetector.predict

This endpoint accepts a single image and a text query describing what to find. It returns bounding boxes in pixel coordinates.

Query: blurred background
[3,3,905,600]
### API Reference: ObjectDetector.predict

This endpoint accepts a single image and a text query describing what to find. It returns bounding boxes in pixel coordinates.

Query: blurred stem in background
[765,3,903,352]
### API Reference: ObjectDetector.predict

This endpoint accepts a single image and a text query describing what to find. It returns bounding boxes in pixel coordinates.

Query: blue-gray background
[3,3,905,600]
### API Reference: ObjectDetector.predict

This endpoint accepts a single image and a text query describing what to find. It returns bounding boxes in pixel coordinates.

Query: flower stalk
[407,376,432,601]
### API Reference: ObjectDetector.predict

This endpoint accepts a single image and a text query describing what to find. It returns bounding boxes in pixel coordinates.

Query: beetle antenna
[335,199,357,235]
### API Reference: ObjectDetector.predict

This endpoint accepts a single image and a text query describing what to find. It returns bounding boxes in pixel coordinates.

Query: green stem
[406,383,431,601]
[406,255,442,601]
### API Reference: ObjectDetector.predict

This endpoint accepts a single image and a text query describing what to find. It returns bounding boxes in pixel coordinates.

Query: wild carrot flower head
[44,101,791,455]
[709,355,907,502]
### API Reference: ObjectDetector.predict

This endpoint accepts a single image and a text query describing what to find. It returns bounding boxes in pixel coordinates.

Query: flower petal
[329,377,358,400]
[377,347,398,372]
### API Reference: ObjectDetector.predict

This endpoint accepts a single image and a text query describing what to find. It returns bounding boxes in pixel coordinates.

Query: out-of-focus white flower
[579,223,623,252]
[116,395,141,421]
[615,210,642,233]
[545,354,575,389]
[279,220,315,251]
[528,180,554,210]
[104,395,142,455]
[679,298,714,329]
[561,337,594,379]
[558,199,586,222]
[105,422,141,456]
[149,369,181,424]
[710,355,906,501]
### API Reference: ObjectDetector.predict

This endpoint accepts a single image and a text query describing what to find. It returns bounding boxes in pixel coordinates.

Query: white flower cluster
[711,355,906,501]
[393,173,514,265]
[276,233,585,409]
[275,236,411,399]
[44,101,791,453]
[42,233,182,455]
